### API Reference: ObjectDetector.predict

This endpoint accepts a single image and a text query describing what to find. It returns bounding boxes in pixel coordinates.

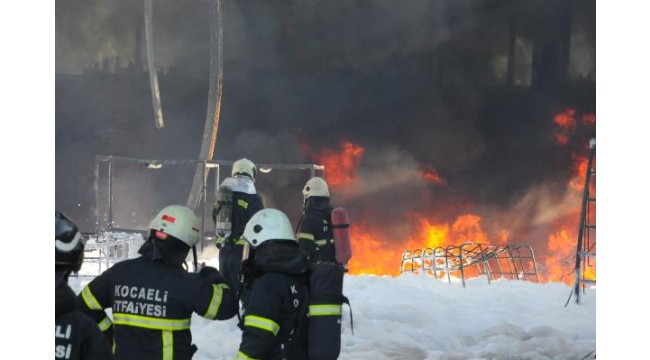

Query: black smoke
[56,0,595,258]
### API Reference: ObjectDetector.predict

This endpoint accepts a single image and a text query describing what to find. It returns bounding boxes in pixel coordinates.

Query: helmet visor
[55,231,87,253]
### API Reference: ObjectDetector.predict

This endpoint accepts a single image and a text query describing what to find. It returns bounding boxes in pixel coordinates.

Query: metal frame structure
[92,155,324,271]
[570,138,596,305]
[400,242,540,287]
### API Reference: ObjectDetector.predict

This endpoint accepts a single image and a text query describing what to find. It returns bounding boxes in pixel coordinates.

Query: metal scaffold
[91,155,324,273]
[568,138,596,305]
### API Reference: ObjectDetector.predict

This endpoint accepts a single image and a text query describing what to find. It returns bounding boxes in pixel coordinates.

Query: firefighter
[297,176,336,264]
[213,158,264,293]
[78,205,238,360]
[235,209,311,360]
[55,211,113,360]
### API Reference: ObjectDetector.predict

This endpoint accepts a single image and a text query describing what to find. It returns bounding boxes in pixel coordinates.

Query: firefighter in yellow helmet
[78,205,238,359]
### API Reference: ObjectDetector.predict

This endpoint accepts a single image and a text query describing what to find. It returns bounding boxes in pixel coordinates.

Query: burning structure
[398,139,596,289]
[303,130,595,287]
[56,0,596,285]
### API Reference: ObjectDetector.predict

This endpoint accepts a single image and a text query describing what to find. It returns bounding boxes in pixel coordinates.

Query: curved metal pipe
[187,0,224,212]
[144,0,164,129]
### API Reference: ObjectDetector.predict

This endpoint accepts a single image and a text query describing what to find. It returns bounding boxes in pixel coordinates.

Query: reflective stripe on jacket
[237,273,307,360]
[78,256,238,360]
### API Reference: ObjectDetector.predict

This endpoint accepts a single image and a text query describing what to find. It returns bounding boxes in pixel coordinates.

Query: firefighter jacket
[230,191,264,242]
[212,176,264,246]
[213,177,264,293]
[78,238,238,360]
[236,241,310,360]
[297,196,336,264]
[56,273,113,360]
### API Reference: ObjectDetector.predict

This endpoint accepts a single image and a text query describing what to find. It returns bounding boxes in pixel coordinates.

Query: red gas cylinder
[331,207,352,266]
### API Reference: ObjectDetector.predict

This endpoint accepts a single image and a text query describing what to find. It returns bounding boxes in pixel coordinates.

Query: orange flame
[583,262,597,281]
[420,165,448,185]
[348,214,492,277]
[542,228,578,285]
[553,108,577,145]
[338,106,594,284]
[539,147,592,283]
[314,140,365,187]
[347,225,401,276]
[451,214,488,244]
[496,229,510,244]
[582,114,596,125]
[548,229,575,254]
[348,206,592,285]
[554,108,577,128]
[405,218,450,250]
[569,154,589,191]
[348,203,590,284]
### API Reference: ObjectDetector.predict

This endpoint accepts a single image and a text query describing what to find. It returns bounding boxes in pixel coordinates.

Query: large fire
[308,110,595,284]
[347,213,510,277]
[541,111,596,284]
[314,140,365,187]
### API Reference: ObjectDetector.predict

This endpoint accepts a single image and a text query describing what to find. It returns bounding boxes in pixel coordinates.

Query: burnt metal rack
[71,231,147,277]
[400,242,540,287]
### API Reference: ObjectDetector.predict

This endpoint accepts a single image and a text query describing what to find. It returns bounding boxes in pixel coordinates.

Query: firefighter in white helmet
[235,209,310,360]
[213,158,265,294]
[297,177,336,264]
[78,205,238,359]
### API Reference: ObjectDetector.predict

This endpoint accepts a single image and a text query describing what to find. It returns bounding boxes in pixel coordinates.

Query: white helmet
[243,208,296,248]
[232,158,257,181]
[302,176,330,199]
[149,205,200,248]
